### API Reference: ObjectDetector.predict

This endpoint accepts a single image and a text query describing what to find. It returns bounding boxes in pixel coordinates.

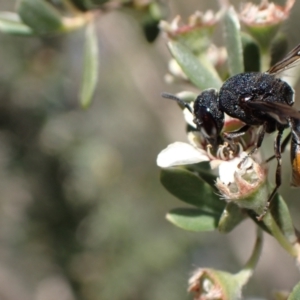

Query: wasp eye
[194,106,219,146]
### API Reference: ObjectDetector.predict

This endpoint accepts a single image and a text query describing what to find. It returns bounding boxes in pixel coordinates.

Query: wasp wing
[267,44,300,75]
[244,100,300,124]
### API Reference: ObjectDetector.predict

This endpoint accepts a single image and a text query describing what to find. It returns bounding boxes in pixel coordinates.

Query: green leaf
[218,202,245,233]
[222,6,244,75]
[187,162,217,188]
[288,281,300,300]
[270,194,297,244]
[18,0,64,34]
[0,12,33,36]
[168,40,222,90]
[166,208,219,232]
[270,32,288,67]
[247,210,271,235]
[241,32,260,72]
[262,210,297,258]
[80,21,99,108]
[160,167,225,214]
[248,193,297,245]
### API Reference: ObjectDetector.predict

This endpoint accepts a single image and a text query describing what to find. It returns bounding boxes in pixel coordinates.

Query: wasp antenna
[161,92,193,113]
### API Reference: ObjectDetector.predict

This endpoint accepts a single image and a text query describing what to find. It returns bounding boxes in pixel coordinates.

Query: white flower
[157,92,269,215]
[156,141,209,168]
[239,0,295,26]
[157,100,257,186]
[157,137,253,186]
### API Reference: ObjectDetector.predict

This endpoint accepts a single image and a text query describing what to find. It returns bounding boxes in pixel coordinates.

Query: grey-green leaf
[270,194,297,244]
[168,40,222,90]
[80,21,99,108]
[218,202,245,233]
[288,281,300,300]
[160,167,225,214]
[18,0,63,34]
[222,6,244,75]
[187,162,217,188]
[241,32,260,72]
[0,12,33,36]
[248,193,296,243]
[166,208,219,232]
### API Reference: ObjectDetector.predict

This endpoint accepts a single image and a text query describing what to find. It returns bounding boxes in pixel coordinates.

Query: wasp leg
[236,123,267,170]
[223,124,251,153]
[265,132,291,163]
[257,127,285,221]
[248,123,267,157]
[223,124,251,139]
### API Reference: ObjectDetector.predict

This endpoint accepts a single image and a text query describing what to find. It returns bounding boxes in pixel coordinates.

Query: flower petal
[187,131,203,148]
[183,105,196,128]
[218,157,241,185]
[218,152,253,185]
[157,142,209,168]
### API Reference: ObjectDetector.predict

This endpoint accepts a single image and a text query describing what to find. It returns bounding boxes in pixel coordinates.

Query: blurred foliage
[0,0,166,107]
[0,1,211,300]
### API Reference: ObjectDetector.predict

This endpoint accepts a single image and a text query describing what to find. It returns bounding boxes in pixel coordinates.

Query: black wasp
[162,44,300,220]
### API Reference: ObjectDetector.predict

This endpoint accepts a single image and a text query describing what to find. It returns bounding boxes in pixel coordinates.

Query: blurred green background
[0,1,300,299]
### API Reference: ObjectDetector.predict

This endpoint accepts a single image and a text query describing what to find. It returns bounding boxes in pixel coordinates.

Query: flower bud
[239,0,295,50]
[216,154,269,215]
